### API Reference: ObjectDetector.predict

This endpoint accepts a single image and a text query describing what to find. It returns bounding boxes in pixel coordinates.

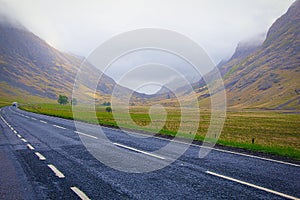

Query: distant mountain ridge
[0,1,299,110]
[224,0,300,109]
[187,0,300,110]
[0,20,127,103]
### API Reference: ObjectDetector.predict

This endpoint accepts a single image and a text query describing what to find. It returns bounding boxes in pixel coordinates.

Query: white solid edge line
[21,138,27,143]
[204,147,300,167]
[35,152,46,160]
[53,125,66,130]
[7,109,298,167]
[116,127,300,167]
[70,186,91,200]
[40,120,47,124]
[206,171,299,200]
[74,131,98,139]
[114,142,165,160]
[27,144,35,150]
[47,164,65,178]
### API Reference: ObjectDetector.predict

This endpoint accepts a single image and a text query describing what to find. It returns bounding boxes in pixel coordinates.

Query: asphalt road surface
[0,106,299,199]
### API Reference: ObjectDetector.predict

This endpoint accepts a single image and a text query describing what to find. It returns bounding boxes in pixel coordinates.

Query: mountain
[217,37,263,77]
[1,0,299,110]
[0,19,122,103]
[190,0,300,110]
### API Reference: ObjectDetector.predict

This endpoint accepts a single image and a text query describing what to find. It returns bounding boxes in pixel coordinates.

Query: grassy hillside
[0,22,125,103]
[183,0,300,110]
[222,0,300,110]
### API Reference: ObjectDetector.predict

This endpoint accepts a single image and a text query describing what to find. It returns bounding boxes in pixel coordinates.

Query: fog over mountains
[190,0,300,109]
[0,0,299,109]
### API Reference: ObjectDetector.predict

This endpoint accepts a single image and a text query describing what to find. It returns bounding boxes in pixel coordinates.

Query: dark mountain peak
[0,19,58,68]
[0,10,27,31]
[0,16,120,100]
[188,0,300,110]
[214,36,263,77]
[220,0,300,109]
[230,36,263,60]
[263,0,300,47]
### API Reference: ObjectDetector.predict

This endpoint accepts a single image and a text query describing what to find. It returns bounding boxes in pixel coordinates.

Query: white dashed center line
[26,144,35,150]
[13,130,17,134]
[74,131,98,139]
[21,138,27,143]
[114,142,165,160]
[17,134,22,138]
[35,152,46,160]
[53,125,66,130]
[47,164,65,178]
[40,120,47,124]
[70,186,91,200]
[31,117,37,120]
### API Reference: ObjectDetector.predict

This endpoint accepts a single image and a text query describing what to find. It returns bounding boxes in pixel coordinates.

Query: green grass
[0,100,12,108]
[19,103,300,160]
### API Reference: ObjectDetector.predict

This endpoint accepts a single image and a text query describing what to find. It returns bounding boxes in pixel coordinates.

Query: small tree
[58,95,69,105]
[71,98,77,106]
[105,106,112,112]
[102,102,111,106]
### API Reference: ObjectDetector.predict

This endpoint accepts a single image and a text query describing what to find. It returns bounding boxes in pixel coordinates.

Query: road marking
[74,131,98,139]
[13,130,17,134]
[27,144,35,150]
[6,109,298,167]
[205,171,299,200]
[114,127,300,167]
[10,127,14,130]
[53,125,66,130]
[35,152,46,160]
[17,134,22,138]
[40,120,47,124]
[70,186,90,200]
[31,117,37,120]
[206,147,300,167]
[21,138,27,143]
[47,164,65,178]
[114,142,165,160]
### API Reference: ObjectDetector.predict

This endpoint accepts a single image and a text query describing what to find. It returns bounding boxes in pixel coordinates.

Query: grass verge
[19,103,300,160]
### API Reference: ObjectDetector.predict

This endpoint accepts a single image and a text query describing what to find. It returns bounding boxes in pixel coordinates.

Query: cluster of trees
[57,95,77,105]
[57,95,112,112]
[58,95,112,112]
[102,102,112,112]
[102,102,111,106]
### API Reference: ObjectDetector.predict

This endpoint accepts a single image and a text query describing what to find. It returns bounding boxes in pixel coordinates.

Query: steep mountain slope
[190,0,300,110]
[0,21,118,103]
[223,0,300,109]
[217,39,262,77]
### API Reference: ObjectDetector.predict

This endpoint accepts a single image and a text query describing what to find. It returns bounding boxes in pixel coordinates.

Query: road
[0,106,299,199]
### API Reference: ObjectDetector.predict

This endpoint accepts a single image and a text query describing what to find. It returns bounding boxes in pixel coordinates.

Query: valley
[19,103,300,160]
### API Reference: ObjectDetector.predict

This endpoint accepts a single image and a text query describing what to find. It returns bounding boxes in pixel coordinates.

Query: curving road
[0,106,299,199]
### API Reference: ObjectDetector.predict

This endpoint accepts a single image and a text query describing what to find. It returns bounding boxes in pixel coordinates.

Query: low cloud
[0,0,295,93]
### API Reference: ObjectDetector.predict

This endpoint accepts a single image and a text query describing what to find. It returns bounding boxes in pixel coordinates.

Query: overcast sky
[0,0,295,93]
[1,0,294,62]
